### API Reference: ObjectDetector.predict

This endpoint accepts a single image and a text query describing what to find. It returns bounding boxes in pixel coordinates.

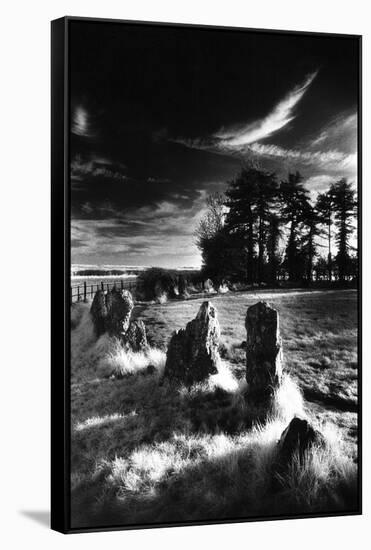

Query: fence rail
[70,278,138,303]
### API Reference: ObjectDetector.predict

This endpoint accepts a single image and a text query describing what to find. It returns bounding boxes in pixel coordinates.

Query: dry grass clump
[98,342,166,379]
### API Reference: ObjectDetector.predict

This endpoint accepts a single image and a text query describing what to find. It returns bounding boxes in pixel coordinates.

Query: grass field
[70,288,359,528]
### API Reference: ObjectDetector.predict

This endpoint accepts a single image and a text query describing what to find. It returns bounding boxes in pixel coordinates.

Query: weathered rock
[90,288,134,338]
[90,290,108,337]
[272,417,324,486]
[277,417,324,462]
[204,279,215,293]
[218,283,229,294]
[164,301,220,384]
[123,320,148,352]
[106,288,133,336]
[245,301,283,407]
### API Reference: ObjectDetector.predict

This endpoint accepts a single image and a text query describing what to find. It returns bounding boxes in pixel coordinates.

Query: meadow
[70,288,358,528]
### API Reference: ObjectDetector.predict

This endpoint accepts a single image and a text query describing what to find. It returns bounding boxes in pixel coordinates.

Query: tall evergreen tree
[316,190,334,281]
[331,179,357,281]
[224,168,258,283]
[255,172,279,282]
[195,193,227,282]
[301,202,320,282]
[224,166,278,284]
[266,213,282,284]
[280,171,311,281]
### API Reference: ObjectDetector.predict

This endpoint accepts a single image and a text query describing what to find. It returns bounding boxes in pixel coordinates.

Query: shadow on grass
[303,388,358,412]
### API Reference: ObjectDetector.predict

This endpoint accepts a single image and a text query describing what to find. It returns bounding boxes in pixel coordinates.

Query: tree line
[195,166,357,286]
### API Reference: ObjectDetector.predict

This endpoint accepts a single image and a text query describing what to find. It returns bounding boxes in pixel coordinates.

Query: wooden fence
[70,278,138,303]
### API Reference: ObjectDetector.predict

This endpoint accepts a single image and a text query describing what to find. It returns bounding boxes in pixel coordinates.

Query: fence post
[121,279,124,290]
[84,281,87,302]
[77,286,80,301]
[71,288,73,303]
[101,281,104,291]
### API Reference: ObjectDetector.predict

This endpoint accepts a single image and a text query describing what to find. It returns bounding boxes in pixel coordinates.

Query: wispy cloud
[173,71,318,154]
[147,177,171,184]
[215,71,318,147]
[71,155,128,189]
[71,106,95,137]
[308,112,357,151]
[248,142,357,173]
[245,109,357,180]
[302,174,334,191]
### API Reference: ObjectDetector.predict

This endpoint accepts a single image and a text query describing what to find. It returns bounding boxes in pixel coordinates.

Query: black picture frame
[51,16,362,534]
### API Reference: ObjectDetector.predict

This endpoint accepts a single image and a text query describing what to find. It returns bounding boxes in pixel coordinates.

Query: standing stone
[245,301,283,407]
[277,417,324,462]
[106,288,134,336]
[272,417,324,487]
[90,290,108,337]
[90,288,134,338]
[123,320,148,352]
[204,279,215,293]
[164,301,220,384]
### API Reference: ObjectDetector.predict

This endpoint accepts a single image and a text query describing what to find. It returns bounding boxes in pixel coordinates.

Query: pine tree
[266,213,282,284]
[280,172,311,281]
[224,166,278,284]
[331,179,356,281]
[316,190,334,281]
[301,202,320,283]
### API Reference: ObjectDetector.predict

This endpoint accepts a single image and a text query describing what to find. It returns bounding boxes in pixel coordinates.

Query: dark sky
[70,20,358,268]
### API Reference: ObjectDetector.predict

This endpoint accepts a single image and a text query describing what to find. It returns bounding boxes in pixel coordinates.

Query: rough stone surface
[218,284,229,294]
[90,288,134,339]
[277,417,324,462]
[272,417,324,486]
[164,301,220,384]
[245,301,283,406]
[123,320,148,352]
[106,288,134,336]
[90,290,109,337]
[204,279,215,293]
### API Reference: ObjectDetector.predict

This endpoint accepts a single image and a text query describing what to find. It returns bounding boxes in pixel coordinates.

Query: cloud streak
[173,71,318,154]
[215,71,318,147]
[248,142,357,173]
[71,155,128,189]
[71,106,95,137]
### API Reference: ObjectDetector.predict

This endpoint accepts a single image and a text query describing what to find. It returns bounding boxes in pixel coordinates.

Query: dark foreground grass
[70,289,359,528]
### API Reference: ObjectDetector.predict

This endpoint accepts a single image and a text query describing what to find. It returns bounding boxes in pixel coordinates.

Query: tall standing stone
[245,301,283,407]
[164,301,220,384]
[90,290,108,337]
[123,320,148,352]
[90,288,133,338]
[106,288,134,337]
[90,288,149,360]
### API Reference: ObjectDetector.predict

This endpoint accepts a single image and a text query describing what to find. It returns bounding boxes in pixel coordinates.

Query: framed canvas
[51,16,362,533]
